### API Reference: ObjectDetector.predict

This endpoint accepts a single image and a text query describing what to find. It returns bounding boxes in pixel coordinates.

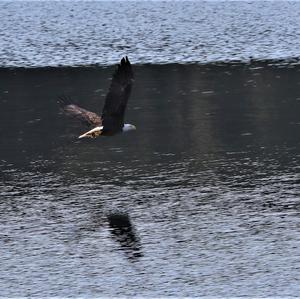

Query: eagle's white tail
[78,126,103,139]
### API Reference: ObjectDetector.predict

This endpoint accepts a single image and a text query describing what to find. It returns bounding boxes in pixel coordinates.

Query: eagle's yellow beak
[78,126,103,139]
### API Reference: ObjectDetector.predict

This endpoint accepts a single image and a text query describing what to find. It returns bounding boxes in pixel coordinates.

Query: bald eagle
[58,57,136,139]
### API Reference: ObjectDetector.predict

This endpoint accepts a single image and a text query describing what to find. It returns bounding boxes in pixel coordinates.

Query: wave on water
[0,1,300,67]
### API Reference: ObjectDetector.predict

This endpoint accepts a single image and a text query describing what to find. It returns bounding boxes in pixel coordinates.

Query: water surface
[1,1,300,67]
[0,62,299,297]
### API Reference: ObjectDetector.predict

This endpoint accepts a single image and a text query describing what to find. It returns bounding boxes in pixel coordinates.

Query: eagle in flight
[59,57,135,139]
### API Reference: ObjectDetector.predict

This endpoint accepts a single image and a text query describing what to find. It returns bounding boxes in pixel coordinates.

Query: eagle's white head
[123,123,136,133]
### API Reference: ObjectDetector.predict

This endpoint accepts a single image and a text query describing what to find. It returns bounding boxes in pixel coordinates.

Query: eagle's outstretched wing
[58,95,101,128]
[101,56,134,130]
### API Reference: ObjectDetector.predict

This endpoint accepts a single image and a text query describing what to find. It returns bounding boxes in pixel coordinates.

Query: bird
[58,56,136,139]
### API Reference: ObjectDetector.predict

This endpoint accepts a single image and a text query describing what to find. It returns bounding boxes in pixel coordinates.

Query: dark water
[0,62,299,297]
[1,1,300,67]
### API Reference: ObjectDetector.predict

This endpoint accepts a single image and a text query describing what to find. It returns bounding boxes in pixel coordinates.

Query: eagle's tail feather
[78,126,103,139]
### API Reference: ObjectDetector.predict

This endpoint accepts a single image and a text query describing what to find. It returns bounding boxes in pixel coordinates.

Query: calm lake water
[1,0,300,296]
[0,61,299,297]
[0,0,300,67]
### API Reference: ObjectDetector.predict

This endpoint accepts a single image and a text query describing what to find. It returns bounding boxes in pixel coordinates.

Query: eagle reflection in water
[107,212,143,261]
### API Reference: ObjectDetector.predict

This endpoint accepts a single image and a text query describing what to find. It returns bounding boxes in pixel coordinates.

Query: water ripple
[0,1,300,67]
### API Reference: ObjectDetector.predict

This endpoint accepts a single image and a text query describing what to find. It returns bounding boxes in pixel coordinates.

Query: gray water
[1,0,300,296]
[0,62,300,297]
[1,0,300,67]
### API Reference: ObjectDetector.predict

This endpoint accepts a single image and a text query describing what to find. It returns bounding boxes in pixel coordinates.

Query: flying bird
[58,57,136,139]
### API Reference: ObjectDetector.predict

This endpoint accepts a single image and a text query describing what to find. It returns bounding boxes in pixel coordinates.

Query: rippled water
[0,62,299,296]
[1,1,300,67]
